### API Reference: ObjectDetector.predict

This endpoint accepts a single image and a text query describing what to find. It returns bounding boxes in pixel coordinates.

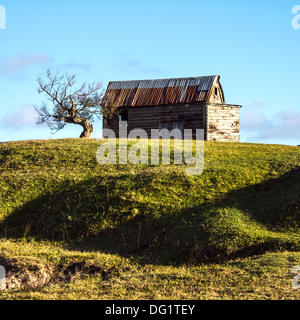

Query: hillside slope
[0,139,299,265]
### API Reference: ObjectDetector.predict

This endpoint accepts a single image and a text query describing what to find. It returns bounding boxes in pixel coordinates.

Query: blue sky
[0,0,300,145]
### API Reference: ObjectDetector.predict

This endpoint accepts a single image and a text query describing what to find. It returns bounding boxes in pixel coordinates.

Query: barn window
[119,110,129,122]
[215,88,218,96]
[160,121,183,131]
[160,121,183,139]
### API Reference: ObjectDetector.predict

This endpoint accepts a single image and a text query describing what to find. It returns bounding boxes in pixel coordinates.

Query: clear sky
[0,0,299,145]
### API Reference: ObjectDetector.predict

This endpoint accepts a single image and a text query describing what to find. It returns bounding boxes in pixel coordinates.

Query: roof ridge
[109,75,219,84]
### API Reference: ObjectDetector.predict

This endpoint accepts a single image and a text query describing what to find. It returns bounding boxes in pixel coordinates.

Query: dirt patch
[0,256,55,290]
[59,260,115,282]
[0,257,115,290]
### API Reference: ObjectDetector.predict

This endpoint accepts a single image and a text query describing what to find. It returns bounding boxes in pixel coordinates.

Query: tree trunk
[79,120,93,139]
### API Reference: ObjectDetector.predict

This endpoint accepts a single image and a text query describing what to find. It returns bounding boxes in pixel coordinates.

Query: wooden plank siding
[103,102,242,142]
[103,103,205,139]
[206,103,241,142]
[208,79,224,104]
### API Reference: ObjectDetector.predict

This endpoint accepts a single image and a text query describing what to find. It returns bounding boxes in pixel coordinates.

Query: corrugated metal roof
[103,75,222,108]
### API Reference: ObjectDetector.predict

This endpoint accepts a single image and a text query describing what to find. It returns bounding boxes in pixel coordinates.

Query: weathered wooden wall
[208,79,224,104]
[103,102,242,142]
[206,103,241,142]
[104,103,205,138]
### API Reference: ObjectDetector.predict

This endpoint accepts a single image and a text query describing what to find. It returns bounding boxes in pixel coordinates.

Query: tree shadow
[1,168,299,265]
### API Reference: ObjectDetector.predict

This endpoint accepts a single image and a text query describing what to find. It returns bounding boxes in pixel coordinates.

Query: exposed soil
[0,256,114,290]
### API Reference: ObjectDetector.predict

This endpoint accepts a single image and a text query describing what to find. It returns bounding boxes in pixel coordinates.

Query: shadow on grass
[0,168,299,265]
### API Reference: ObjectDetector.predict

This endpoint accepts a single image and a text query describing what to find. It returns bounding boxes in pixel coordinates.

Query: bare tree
[35,70,112,139]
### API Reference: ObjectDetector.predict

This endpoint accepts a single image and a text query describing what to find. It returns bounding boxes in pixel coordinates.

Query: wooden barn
[102,75,242,142]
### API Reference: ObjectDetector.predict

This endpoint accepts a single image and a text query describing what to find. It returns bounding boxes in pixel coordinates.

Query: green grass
[0,138,299,299]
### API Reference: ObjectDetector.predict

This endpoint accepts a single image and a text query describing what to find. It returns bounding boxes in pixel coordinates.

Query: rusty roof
[103,75,224,108]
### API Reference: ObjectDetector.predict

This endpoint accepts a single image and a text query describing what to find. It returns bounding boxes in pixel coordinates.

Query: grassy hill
[0,139,299,299]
